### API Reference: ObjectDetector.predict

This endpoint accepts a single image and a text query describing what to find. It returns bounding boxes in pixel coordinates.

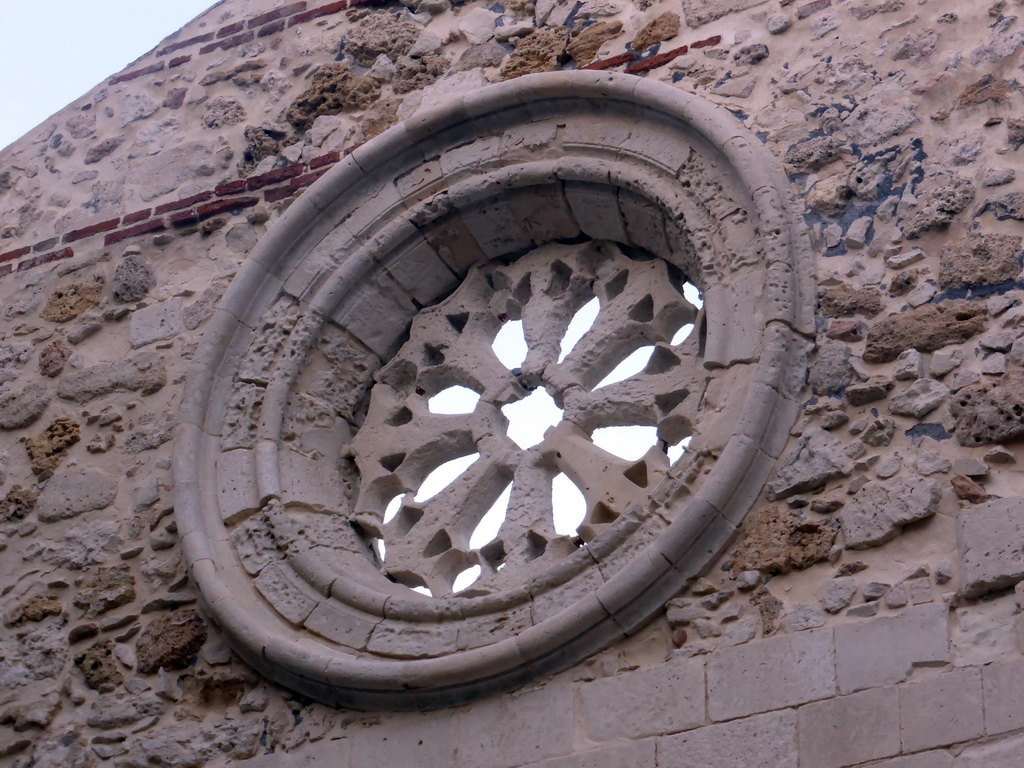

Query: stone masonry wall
[2,0,1024,764]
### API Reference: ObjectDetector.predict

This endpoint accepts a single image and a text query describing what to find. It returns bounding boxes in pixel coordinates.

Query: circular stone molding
[174,71,815,710]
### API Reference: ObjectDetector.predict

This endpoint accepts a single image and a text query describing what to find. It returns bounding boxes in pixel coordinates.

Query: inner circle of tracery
[174,72,815,710]
[353,241,706,598]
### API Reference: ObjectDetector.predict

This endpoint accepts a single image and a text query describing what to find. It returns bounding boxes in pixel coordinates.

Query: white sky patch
[595,345,655,389]
[492,320,528,369]
[559,297,600,362]
[429,386,480,414]
[415,454,480,502]
[0,2,216,150]
[502,389,563,450]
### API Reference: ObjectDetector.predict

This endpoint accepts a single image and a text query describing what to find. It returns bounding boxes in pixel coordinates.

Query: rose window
[351,241,706,597]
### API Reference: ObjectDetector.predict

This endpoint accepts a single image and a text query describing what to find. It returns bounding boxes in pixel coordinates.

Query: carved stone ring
[174,71,815,709]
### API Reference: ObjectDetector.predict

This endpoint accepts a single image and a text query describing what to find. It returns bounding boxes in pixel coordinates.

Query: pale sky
[0,1,215,150]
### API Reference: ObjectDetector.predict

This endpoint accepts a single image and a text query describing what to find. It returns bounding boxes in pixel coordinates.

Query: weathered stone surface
[957,498,1024,598]
[0,342,32,384]
[708,628,834,720]
[734,43,769,65]
[23,416,80,476]
[902,172,975,239]
[393,54,450,95]
[798,686,901,768]
[129,141,214,202]
[731,505,836,575]
[888,378,949,418]
[939,233,1021,289]
[0,386,50,430]
[982,659,1024,736]
[38,339,70,378]
[808,343,853,395]
[84,135,125,164]
[57,353,166,403]
[631,12,680,51]
[285,64,381,131]
[821,577,857,613]
[900,667,984,753]
[117,721,260,767]
[112,256,156,303]
[846,377,893,406]
[783,136,843,170]
[566,21,622,65]
[130,298,182,349]
[819,284,883,318]
[579,661,704,740]
[863,302,986,364]
[657,710,797,767]
[500,27,568,80]
[840,476,941,549]
[346,11,421,66]
[86,696,163,728]
[37,466,118,523]
[0,692,61,731]
[136,609,207,674]
[955,75,1021,109]
[73,564,135,617]
[74,638,123,691]
[766,429,853,500]
[39,274,104,323]
[949,371,1024,446]
[834,604,950,693]
[951,473,987,503]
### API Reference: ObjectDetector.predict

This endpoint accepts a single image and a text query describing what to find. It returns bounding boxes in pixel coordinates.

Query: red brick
[122,208,153,226]
[265,186,299,203]
[581,52,638,71]
[309,151,341,170]
[0,246,30,265]
[294,167,329,187]
[690,35,722,49]
[170,197,259,225]
[157,33,214,57]
[250,2,306,28]
[199,32,255,54]
[258,19,286,37]
[17,248,74,273]
[348,0,390,7]
[246,164,306,191]
[289,1,347,25]
[109,61,165,86]
[169,55,192,69]
[154,192,214,216]
[216,180,248,196]
[217,21,245,38]
[63,218,120,243]
[32,238,59,253]
[104,218,167,246]
[624,45,689,74]
[797,0,831,18]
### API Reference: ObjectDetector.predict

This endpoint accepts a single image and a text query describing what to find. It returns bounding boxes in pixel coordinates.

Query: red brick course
[109,61,166,85]
[17,248,74,272]
[290,1,348,25]
[157,33,214,57]
[104,218,167,247]
[63,218,120,244]
[249,2,307,28]
[154,192,214,216]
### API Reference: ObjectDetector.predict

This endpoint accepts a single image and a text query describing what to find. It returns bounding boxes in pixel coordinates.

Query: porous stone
[346,11,422,66]
[0,485,37,523]
[5,594,63,627]
[767,429,852,499]
[285,64,381,131]
[136,609,207,674]
[23,416,80,476]
[731,505,836,575]
[939,233,1021,289]
[863,302,986,363]
[888,378,949,418]
[819,284,883,318]
[500,27,568,80]
[949,372,1024,446]
[112,256,156,303]
[57,353,166,404]
[39,274,104,323]
[902,172,975,239]
[566,21,622,65]
[201,96,246,129]
[631,12,680,51]
[37,466,118,523]
[840,476,941,548]
[74,639,123,692]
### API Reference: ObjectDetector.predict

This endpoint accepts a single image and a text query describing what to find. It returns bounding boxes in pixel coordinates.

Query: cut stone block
[957,498,1024,598]
[797,686,900,768]
[899,667,984,753]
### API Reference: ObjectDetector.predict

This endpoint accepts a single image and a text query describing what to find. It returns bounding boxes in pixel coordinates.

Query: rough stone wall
[1,0,1024,765]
